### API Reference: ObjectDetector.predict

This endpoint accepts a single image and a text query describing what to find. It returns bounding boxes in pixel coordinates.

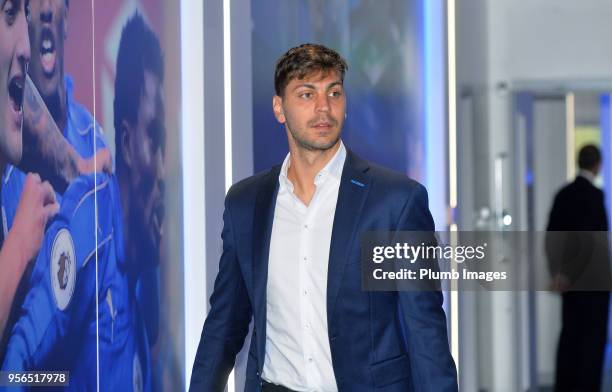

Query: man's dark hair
[274,43,348,96]
[578,144,602,170]
[113,12,164,172]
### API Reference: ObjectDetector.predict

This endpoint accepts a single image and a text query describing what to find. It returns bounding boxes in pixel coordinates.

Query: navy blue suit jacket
[190,150,458,391]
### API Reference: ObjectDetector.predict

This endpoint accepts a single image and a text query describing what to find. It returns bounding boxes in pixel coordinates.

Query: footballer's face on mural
[127,70,165,265]
[0,0,31,165]
[27,0,66,106]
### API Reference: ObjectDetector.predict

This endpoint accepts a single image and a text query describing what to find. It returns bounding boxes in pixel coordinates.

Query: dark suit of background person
[546,144,611,392]
[190,44,457,392]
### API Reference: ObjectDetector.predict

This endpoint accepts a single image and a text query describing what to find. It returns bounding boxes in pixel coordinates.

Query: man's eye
[148,118,166,153]
[329,90,342,98]
[299,92,312,99]
[3,1,16,25]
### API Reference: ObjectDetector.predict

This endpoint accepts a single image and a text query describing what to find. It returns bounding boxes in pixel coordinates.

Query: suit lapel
[327,151,371,325]
[252,166,280,366]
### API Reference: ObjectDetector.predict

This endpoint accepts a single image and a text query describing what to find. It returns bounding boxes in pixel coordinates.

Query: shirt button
[304,224,308,229]
[308,358,313,363]
[303,256,307,261]
[304,290,308,296]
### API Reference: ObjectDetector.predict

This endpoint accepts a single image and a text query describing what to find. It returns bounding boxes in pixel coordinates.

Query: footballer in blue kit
[1,174,151,392]
[0,0,113,363]
[1,9,165,391]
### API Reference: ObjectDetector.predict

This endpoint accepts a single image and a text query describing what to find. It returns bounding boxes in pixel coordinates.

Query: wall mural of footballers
[0,1,183,390]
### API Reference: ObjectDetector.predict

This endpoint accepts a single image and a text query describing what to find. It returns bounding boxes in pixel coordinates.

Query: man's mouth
[8,74,25,119]
[311,118,337,130]
[40,28,57,76]
[309,116,337,130]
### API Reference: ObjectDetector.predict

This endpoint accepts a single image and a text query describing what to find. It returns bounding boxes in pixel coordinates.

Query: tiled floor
[539,341,612,391]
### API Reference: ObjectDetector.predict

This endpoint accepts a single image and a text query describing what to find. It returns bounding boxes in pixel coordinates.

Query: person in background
[546,144,611,392]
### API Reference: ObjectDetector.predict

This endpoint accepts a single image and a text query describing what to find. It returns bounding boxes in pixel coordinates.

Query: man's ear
[120,120,133,169]
[272,95,286,124]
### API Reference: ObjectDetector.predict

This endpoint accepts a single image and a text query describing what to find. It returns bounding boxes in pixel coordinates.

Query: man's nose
[315,93,330,112]
[40,0,54,24]
[17,10,31,71]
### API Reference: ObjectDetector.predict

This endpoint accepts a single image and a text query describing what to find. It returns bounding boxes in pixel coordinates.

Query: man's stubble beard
[285,116,343,152]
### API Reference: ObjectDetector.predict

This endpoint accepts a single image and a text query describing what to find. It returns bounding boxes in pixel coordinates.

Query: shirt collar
[279,141,346,190]
[578,169,596,183]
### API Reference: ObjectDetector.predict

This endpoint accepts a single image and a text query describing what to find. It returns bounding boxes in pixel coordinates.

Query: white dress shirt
[261,142,346,392]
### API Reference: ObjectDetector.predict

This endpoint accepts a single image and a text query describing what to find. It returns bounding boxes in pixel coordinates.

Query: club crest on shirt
[50,228,76,311]
[57,252,70,289]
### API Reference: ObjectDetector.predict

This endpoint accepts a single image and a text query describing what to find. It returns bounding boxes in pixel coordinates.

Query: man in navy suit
[190,43,457,392]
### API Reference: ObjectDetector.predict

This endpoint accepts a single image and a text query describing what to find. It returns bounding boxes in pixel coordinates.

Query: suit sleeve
[190,196,253,392]
[396,184,458,392]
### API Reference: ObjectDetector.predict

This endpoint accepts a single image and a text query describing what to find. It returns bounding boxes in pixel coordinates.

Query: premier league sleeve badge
[50,228,77,311]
